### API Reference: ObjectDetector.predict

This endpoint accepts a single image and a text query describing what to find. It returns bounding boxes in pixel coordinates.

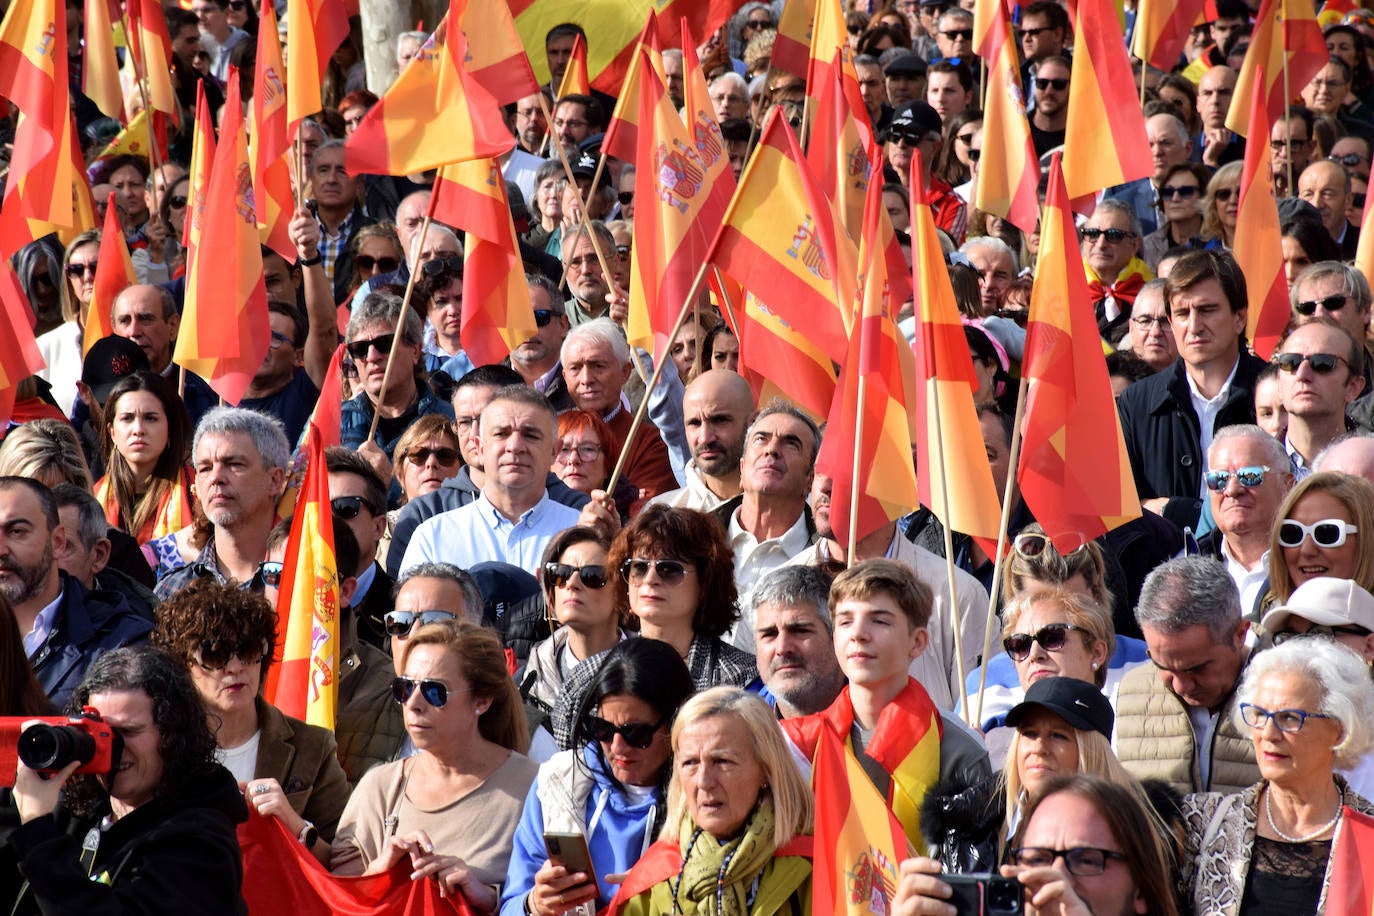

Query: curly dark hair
[152,579,279,680]
[606,505,740,638]
[64,646,219,817]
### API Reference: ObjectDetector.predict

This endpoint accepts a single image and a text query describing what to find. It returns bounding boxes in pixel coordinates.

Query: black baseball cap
[1005,676,1115,740]
[81,335,151,407]
[887,100,942,142]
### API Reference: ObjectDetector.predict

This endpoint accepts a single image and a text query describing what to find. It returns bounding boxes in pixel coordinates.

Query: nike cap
[1005,676,1114,740]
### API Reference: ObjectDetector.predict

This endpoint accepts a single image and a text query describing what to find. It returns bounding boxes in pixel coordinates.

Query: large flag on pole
[555,32,591,98]
[1232,78,1290,359]
[1131,0,1208,71]
[252,0,295,261]
[83,0,124,120]
[125,0,177,116]
[456,0,539,105]
[600,13,664,163]
[974,4,1040,233]
[83,193,138,356]
[285,0,348,134]
[1019,154,1142,551]
[1225,0,1325,138]
[0,264,48,429]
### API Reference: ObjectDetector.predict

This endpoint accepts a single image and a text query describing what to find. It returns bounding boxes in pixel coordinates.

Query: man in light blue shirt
[400,386,580,576]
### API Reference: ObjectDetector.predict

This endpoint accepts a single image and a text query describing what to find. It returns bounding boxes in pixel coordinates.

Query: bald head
[1316,436,1374,480]
[683,368,757,482]
[1298,159,1352,240]
[396,191,433,261]
[1197,66,1237,130]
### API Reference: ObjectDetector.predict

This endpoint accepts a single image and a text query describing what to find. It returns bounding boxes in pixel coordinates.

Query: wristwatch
[298,820,318,847]
[299,252,322,267]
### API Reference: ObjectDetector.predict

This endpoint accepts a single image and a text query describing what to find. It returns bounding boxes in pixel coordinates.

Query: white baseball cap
[1261,576,1374,637]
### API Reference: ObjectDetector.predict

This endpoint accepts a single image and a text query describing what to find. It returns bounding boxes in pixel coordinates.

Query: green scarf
[672,798,778,916]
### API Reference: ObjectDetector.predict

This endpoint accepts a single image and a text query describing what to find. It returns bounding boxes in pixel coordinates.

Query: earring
[1091,662,1099,670]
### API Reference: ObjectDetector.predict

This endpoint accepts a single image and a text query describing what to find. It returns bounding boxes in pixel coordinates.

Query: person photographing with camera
[0,646,248,914]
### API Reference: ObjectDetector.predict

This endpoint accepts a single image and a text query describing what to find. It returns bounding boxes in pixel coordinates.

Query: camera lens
[17,724,96,770]
[988,878,1023,914]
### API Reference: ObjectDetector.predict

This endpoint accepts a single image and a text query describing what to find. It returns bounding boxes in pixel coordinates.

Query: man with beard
[651,369,755,511]
[155,409,290,600]
[0,477,150,709]
[751,565,846,719]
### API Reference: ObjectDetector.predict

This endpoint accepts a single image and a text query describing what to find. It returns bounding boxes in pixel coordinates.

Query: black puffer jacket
[920,775,1006,874]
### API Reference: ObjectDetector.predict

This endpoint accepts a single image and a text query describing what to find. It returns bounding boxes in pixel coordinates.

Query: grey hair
[192,407,291,472]
[1134,277,1168,305]
[346,290,423,348]
[313,138,347,160]
[51,483,108,552]
[395,561,484,624]
[562,316,630,366]
[482,384,558,432]
[1236,637,1374,769]
[1146,111,1190,147]
[526,272,563,312]
[1090,198,1144,239]
[534,158,566,188]
[960,236,1019,273]
[1209,424,1289,472]
[711,72,749,95]
[1292,261,1373,314]
[561,220,616,262]
[747,399,822,467]
[662,48,684,65]
[750,565,833,633]
[1135,556,1241,642]
[407,224,462,266]
[854,53,881,69]
[397,30,428,53]
[939,7,974,26]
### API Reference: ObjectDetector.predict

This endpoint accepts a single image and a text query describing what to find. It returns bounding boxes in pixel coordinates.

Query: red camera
[0,707,123,779]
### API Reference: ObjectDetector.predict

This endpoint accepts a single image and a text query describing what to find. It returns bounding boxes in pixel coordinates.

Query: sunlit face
[597,693,671,787]
[1276,322,1364,422]
[1127,289,1177,371]
[833,594,924,689]
[550,540,615,631]
[400,643,483,753]
[1007,600,1106,689]
[552,426,607,494]
[1080,208,1139,281]
[1143,621,1247,710]
[1207,436,1291,543]
[627,552,700,630]
[90,689,163,813]
[1015,707,1080,796]
[188,634,264,723]
[1282,488,1361,587]
[109,389,169,476]
[398,436,461,502]
[1254,374,1289,441]
[1169,278,1245,372]
[1018,792,1148,916]
[675,714,767,839]
[66,241,99,306]
[1248,669,1342,787]
[711,331,740,371]
[563,337,630,414]
[1281,235,1314,294]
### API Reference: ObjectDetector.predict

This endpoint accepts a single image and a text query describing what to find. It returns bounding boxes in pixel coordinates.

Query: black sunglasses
[620,558,690,584]
[330,495,379,519]
[585,714,666,749]
[169,194,188,208]
[545,562,609,589]
[390,675,449,707]
[1272,352,1347,374]
[1273,623,1372,645]
[355,254,399,273]
[1079,227,1136,243]
[345,333,395,360]
[406,446,459,466]
[1213,187,1236,202]
[420,256,463,277]
[1330,152,1365,166]
[1160,185,1200,199]
[941,28,973,39]
[195,639,268,672]
[1035,76,1070,91]
[1293,293,1350,316]
[65,262,97,278]
[617,190,634,205]
[384,609,458,636]
[1003,622,1086,661]
[533,308,558,327]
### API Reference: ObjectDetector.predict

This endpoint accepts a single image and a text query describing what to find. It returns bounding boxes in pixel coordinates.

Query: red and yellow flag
[175,70,270,405]
[974,5,1040,233]
[803,0,850,99]
[1226,0,1325,138]
[456,0,538,105]
[344,6,513,177]
[83,193,137,356]
[1356,178,1374,294]
[555,32,591,98]
[815,157,921,548]
[125,0,177,116]
[83,0,124,120]
[183,83,217,268]
[972,0,1014,60]
[772,0,812,79]
[1232,78,1289,359]
[1019,154,1141,552]
[908,152,1004,545]
[265,423,340,728]
[1327,807,1374,916]
[1131,0,1207,72]
[812,723,907,916]
[601,13,664,165]
[1061,0,1152,198]
[430,159,540,366]
[285,0,348,133]
[252,0,295,262]
[0,263,48,429]
[94,108,153,162]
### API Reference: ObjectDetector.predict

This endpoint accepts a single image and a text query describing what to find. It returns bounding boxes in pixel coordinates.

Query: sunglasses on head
[1292,293,1349,316]
[420,256,463,277]
[1203,465,1270,491]
[1003,622,1086,661]
[1012,531,1087,560]
[195,639,268,671]
[406,446,459,466]
[1035,76,1070,91]
[257,560,283,588]
[384,609,458,636]
[345,332,396,360]
[355,254,399,273]
[1272,351,1347,374]
[1079,227,1136,243]
[330,495,379,520]
[545,562,609,589]
[1160,184,1200,199]
[620,557,690,584]
[390,675,450,707]
[585,714,665,748]
[1277,518,1358,549]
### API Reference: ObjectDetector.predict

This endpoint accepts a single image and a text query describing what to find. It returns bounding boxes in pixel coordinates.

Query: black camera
[945,873,1024,916]
[13,707,124,776]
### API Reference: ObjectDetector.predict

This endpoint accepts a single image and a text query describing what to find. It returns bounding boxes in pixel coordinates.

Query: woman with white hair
[1181,637,1374,916]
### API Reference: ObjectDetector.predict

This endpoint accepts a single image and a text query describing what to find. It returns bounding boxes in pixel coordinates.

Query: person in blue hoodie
[501,638,694,916]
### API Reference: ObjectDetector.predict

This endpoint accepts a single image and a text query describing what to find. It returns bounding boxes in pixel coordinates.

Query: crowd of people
[5,0,1374,913]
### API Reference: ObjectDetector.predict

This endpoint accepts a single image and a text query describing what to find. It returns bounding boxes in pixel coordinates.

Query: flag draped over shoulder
[1327,807,1374,915]
[430,159,539,366]
[265,423,340,728]
[344,7,512,177]
[175,71,270,405]
[812,724,907,916]
[0,264,47,429]
[974,5,1040,233]
[908,154,1004,546]
[1019,154,1141,552]
[1060,0,1152,198]
[1225,0,1325,138]
[239,810,477,915]
[253,0,295,261]
[285,0,347,133]
[1232,78,1289,359]
[84,193,137,356]
[1131,0,1208,71]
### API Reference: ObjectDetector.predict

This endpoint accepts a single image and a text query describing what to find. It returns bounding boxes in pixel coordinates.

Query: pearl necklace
[1264,785,1342,844]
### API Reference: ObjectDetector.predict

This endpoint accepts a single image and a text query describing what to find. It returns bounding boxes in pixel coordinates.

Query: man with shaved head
[1196,65,1243,167]
[1316,433,1374,478]
[651,369,757,511]
[1298,159,1360,258]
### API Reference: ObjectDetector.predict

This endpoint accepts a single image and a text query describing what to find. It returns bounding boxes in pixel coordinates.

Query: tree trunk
[357,0,446,94]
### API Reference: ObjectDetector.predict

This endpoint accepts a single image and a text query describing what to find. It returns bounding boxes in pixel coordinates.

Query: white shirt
[725,505,811,651]
[647,461,732,513]
[400,491,581,577]
[1220,539,1269,619]
[1187,356,1240,499]
[35,322,82,417]
[216,731,261,785]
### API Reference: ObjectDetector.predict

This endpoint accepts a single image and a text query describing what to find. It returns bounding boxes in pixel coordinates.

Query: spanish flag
[174,70,270,406]
[1060,0,1152,198]
[974,4,1040,233]
[183,83,216,257]
[430,159,540,366]
[1019,154,1141,553]
[125,0,176,117]
[94,108,153,162]
[1130,0,1207,71]
[1327,807,1374,916]
[265,422,339,728]
[909,151,1004,546]
[456,0,538,105]
[285,0,348,132]
[1357,176,1374,294]
[343,5,512,178]
[83,0,124,120]
[555,32,591,98]
[1225,0,1325,138]
[0,263,47,429]
[1232,78,1289,359]
[252,0,295,262]
[601,13,663,166]
[812,723,908,916]
[83,193,137,356]
[772,0,812,79]
[972,0,1013,61]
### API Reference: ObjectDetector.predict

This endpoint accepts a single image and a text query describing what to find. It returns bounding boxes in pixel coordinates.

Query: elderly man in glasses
[1080,200,1153,344]
[1273,318,1366,479]
[1114,556,1259,796]
[1198,426,1294,614]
